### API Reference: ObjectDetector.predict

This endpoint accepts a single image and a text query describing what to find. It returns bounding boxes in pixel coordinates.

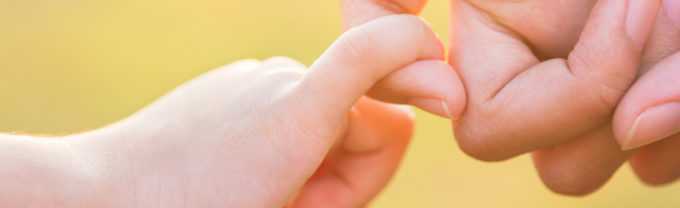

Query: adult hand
[448,0,662,195]
[341,0,669,196]
[612,0,680,185]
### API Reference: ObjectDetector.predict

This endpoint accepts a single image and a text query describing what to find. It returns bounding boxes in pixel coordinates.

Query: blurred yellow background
[1,0,678,207]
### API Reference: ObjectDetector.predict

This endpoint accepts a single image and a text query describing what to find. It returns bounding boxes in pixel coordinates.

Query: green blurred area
[0,0,678,207]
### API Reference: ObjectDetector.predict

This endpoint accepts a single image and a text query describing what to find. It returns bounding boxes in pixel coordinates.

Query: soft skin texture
[341,0,467,119]
[0,15,467,207]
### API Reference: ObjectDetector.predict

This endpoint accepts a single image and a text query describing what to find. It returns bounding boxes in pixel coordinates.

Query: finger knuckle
[454,120,515,162]
[569,49,637,112]
[339,25,378,64]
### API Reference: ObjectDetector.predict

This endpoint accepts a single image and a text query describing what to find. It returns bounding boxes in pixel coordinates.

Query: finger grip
[296,15,446,122]
[614,52,680,150]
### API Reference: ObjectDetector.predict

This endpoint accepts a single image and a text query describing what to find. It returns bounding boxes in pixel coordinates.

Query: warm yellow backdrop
[1,0,678,207]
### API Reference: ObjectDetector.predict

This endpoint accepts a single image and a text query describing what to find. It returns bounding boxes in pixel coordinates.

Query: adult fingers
[464,0,596,58]
[629,134,680,185]
[449,0,661,161]
[289,97,413,207]
[616,0,680,186]
[612,52,680,150]
[639,1,680,74]
[531,124,635,195]
[613,2,680,150]
[533,0,680,196]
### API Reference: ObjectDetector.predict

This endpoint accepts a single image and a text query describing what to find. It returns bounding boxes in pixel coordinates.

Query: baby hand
[59,14,462,207]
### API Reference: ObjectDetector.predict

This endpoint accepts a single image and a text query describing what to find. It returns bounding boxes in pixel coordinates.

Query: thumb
[294,14,445,122]
[613,52,680,150]
[341,0,466,119]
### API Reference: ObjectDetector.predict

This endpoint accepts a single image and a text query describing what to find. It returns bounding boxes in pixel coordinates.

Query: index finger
[613,52,680,150]
[450,0,660,161]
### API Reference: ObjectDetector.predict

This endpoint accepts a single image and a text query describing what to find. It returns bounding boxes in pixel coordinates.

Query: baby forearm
[0,134,101,207]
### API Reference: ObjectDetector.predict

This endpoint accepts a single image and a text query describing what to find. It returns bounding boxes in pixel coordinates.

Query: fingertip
[631,158,680,186]
[408,98,452,119]
[613,52,680,149]
[629,134,680,186]
[368,59,466,119]
[532,154,603,197]
[532,151,612,196]
[445,67,467,118]
[395,104,417,121]
[408,91,465,120]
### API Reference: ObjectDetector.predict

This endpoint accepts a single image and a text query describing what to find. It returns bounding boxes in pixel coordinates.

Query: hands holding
[340,0,680,198]
[449,0,660,195]
[3,0,680,207]
[613,0,680,185]
[1,8,464,207]
[344,0,677,197]
[447,0,680,195]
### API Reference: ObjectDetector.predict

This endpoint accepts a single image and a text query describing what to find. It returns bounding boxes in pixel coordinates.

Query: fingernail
[664,0,680,25]
[441,100,453,119]
[626,0,661,50]
[622,102,680,150]
[408,98,456,119]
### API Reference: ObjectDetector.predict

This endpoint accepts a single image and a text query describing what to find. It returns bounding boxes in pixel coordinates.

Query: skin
[353,0,679,196]
[449,0,680,194]
[613,1,680,185]
[449,0,661,195]
[3,0,679,206]
[0,15,467,207]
